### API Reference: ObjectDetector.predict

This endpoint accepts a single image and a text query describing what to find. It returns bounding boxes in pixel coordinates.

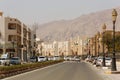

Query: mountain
[36,8,120,41]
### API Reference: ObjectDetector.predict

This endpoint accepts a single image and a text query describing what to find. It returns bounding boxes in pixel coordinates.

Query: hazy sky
[0,0,120,25]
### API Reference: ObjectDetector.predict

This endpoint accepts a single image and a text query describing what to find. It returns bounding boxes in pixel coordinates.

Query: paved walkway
[93,62,120,80]
[104,62,120,80]
[87,61,120,80]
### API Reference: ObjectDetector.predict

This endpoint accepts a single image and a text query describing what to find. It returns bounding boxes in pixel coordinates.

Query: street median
[0,60,63,79]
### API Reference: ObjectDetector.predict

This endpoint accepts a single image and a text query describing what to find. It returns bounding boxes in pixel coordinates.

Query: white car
[74,56,81,61]
[96,57,112,66]
[0,58,10,66]
[64,56,71,61]
[53,56,60,60]
[37,56,47,62]
[105,57,112,66]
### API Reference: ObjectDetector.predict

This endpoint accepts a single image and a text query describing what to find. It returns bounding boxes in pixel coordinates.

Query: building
[36,40,71,57]
[0,14,22,58]
[0,12,33,62]
[21,24,32,62]
[69,36,83,56]
[57,41,70,56]
[42,43,54,56]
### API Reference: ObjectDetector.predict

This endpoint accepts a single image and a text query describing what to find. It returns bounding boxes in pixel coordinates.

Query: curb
[104,70,120,74]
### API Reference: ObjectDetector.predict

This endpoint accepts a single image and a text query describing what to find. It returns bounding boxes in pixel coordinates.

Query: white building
[58,41,70,56]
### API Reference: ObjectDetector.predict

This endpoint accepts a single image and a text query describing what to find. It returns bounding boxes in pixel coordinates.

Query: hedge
[0,60,63,79]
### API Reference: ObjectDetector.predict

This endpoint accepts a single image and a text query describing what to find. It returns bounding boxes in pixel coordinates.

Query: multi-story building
[0,13,22,58]
[42,43,54,56]
[0,12,34,62]
[57,41,70,56]
[27,27,32,59]
[69,36,83,56]
[21,24,31,62]
[36,40,70,57]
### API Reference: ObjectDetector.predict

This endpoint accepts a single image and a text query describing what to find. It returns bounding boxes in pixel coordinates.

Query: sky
[0,0,120,25]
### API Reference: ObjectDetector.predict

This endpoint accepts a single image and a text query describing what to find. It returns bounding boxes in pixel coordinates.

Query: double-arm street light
[111,9,118,71]
[102,24,106,67]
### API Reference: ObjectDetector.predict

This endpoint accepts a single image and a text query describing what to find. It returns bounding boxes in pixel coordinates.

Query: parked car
[64,56,71,61]
[92,57,98,65]
[48,56,54,61]
[10,57,21,65]
[30,57,37,62]
[105,57,112,66]
[74,56,81,62]
[0,53,10,66]
[85,56,92,62]
[0,57,10,66]
[53,56,60,60]
[38,56,47,62]
[96,57,112,66]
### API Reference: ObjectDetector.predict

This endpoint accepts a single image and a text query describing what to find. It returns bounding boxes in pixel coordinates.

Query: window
[8,35,16,41]
[8,23,16,30]
[17,24,21,34]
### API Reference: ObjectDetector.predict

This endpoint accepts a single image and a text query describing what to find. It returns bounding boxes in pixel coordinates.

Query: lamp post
[11,39,15,58]
[111,9,117,71]
[11,41,14,52]
[102,24,106,67]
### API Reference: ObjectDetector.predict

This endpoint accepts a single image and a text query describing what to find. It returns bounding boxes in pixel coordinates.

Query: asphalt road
[3,61,104,80]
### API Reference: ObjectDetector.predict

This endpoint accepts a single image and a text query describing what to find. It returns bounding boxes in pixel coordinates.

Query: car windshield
[30,57,36,59]
[106,58,111,60]
[0,58,7,60]
[11,58,19,60]
[39,57,45,58]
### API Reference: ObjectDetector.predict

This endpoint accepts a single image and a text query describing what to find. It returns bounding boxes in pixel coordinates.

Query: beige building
[0,14,22,58]
[42,43,54,56]
[21,24,32,61]
[69,36,83,56]
[57,41,70,56]
[0,13,33,62]
[36,40,70,56]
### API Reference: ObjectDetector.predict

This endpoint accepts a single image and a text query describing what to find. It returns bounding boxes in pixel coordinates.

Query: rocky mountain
[36,7,120,41]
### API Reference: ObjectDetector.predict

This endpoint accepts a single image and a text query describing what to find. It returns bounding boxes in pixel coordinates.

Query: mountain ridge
[36,8,120,41]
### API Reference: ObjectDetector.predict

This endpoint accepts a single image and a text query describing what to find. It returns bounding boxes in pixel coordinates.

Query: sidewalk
[103,62,120,80]
[94,62,120,80]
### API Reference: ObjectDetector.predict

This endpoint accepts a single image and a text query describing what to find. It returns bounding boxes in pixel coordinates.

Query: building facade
[0,15,22,58]
[0,13,34,62]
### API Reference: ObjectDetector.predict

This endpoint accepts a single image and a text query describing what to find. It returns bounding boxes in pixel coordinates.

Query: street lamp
[11,39,15,52]
[111,9,118,71]
[10,39,15,58]
[102,24,106,67]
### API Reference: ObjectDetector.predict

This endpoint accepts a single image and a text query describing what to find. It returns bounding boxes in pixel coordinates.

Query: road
[3,61,104,80]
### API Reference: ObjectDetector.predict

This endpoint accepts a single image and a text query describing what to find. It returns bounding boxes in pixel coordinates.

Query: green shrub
[0,60,63,72]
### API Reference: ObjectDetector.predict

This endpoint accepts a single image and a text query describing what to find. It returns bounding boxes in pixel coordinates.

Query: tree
[103,31,120,53]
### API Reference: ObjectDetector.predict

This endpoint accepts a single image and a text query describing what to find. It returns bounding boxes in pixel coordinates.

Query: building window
[8,23,16,30]
[34,34,36,39]
[17,24,21,34]
[23,28,27,38]
[8,35,16,41]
